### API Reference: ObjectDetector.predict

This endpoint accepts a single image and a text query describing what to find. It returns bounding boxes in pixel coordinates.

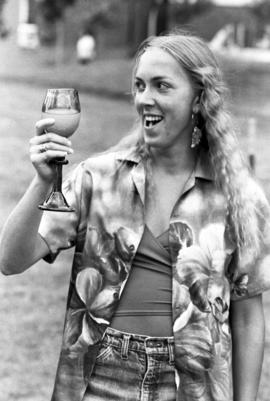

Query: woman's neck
[149,145,198,176]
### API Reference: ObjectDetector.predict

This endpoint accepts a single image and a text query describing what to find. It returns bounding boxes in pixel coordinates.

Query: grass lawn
[0,56,270,400]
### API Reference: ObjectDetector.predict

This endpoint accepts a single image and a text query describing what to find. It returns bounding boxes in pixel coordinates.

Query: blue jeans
[83,327,177,401]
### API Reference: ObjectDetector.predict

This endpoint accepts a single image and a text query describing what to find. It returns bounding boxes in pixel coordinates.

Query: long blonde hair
[115,31,261,252]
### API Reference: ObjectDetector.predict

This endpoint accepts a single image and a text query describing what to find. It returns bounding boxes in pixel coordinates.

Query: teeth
[144,115,163,127]
[145,115,163,122]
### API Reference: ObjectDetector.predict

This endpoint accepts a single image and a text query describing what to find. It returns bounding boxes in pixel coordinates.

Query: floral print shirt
[39,147,270,401]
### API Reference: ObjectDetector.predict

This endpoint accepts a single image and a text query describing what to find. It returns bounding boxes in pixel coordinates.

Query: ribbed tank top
[110,225,173,336]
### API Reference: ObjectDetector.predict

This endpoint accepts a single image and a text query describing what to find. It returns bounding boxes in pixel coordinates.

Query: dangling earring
[191,113,202,148]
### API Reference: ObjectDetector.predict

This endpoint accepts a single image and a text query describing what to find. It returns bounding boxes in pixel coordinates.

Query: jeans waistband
[102,326,175,363]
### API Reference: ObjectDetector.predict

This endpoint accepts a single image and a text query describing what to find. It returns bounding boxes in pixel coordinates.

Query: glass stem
[54,163,63,193]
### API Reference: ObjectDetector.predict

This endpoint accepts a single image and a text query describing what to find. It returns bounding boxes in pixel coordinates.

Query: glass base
[38,191,75,212]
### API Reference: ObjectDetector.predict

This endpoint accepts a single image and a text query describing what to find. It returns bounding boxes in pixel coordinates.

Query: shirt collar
[116,146,214,181]
[116,146,141,164]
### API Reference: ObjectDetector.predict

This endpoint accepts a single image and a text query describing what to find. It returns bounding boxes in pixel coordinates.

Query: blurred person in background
[76,27,96,64]
[1,30,270,401]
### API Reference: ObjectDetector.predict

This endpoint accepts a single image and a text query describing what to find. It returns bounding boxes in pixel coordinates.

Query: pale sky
[173,0,258,6]
[212,0,256,6]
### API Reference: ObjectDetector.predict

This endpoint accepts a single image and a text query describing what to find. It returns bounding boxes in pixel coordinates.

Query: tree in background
[156,0,169,35]
[78,0,116,41]
[253,0,270,28]
[127,0,212,56]
[253,0,270,20]
[171,0,213,25]
[37,0,116,40]
[127,0,169,56]
[37,0,76,63]
[0,0,5,15]
[37,0,76,22]
[37,0,76,45]
[37,0,117,62]
[35,0,214,60]
[0,0,8,38]
[252,0,270,46]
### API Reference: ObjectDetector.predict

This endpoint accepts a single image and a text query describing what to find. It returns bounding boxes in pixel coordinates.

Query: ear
[192,95,200,114]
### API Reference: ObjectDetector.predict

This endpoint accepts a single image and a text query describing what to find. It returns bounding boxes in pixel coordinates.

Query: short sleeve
[38,162,92,263]
[228,180,270,301]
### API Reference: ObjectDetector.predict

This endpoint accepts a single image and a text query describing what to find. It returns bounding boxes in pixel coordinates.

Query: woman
[1,31,270,401]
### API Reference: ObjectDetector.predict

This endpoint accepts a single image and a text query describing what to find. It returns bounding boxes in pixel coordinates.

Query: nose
[135,87,155,108]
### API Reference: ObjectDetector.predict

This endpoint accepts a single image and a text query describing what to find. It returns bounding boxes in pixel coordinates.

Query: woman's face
[134,47,198,151]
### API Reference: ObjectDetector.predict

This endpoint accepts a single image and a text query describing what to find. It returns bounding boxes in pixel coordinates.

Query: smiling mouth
[144,115,164,128]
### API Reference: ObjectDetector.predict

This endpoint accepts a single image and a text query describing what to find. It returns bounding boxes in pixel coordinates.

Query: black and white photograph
[0,1,270,400]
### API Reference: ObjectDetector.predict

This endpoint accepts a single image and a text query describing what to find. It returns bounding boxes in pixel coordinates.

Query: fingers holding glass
[29,133,73,166]
[35,118,55,136]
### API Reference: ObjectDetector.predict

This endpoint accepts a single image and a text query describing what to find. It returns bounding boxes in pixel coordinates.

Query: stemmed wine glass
[38,88,81,212]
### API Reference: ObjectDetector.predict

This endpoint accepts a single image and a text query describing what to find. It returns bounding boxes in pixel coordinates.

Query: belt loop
[168,338,175,365]
[121,334,130,360]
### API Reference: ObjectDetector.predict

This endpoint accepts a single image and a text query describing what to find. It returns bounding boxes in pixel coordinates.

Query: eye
[134,80,145,93]
[157,81,170,91]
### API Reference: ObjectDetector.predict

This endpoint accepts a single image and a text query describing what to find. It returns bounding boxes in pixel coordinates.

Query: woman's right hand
[29,118,74,183]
